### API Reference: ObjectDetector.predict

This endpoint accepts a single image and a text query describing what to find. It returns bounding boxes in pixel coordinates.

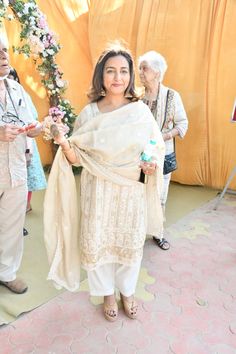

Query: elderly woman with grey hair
[138,51,188,250]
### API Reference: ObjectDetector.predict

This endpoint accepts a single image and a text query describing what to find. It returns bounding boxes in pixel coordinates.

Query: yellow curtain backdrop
[3,0,236,189]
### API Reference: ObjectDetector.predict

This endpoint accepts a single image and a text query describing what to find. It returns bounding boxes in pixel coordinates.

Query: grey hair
[138,51,167,82]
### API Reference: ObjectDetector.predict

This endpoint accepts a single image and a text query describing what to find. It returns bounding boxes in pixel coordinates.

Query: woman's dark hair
[8,68,20,83]
[88,44,139,102]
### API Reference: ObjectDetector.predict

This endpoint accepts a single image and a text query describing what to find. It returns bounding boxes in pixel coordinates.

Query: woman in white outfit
[138,51,188,250]
[44,44,165,322]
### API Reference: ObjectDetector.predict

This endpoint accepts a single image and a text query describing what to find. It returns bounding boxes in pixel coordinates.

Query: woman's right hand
[50,123,78,164]
[50,123,69,145]
[42,115,69,143]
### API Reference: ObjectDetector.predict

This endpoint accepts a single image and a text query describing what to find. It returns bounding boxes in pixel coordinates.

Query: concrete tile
[37,334,73,353]
[6,343,36,354]
[210,343,236,354]
[170,334,212,354]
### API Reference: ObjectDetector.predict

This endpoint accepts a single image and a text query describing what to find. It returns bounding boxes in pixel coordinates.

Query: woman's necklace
[143,84,161,122]
[143,92,159,115]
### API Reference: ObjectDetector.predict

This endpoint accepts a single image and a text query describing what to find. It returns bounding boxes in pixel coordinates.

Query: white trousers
[156,172,171,240]
[160,172,171,208]
[87,261,141,297]
[0,184,27,281]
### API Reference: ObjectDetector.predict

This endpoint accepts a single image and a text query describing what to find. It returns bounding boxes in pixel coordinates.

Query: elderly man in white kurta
[0,36,41,294]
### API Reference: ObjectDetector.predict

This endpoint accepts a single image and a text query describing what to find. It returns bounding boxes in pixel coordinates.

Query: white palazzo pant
[160,172,172,209]
[87,261,141,297]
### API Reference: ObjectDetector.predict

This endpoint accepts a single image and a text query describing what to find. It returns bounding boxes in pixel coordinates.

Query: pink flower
[43,40,50,48]
[49,106,65,120]
[38,16,47,29]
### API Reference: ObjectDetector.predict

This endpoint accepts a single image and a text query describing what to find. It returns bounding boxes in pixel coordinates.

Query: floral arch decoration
[0,0,77,139]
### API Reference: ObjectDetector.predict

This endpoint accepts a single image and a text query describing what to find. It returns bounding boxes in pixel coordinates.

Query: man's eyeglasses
[1,111,25,127]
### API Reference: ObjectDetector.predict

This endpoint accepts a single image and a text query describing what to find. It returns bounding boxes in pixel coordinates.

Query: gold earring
[125,91,133,98]
[100,89,106,96]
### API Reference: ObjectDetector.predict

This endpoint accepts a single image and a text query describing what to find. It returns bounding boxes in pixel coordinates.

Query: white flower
[56,78,64,88]
[23,3,35,14]
[35,29,43,37]
[46,49,55,56]
[23,7,29,15]
[29,17,36,25]
[47,84,54,90]
[3,0,9,7]
[7,14,14,21]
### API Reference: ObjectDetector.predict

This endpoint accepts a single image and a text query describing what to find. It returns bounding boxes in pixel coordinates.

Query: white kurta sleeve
[173,91,188,138]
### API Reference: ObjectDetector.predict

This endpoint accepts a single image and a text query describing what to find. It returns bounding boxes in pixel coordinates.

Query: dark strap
[161,89,170,131]
[4,79,20,118]
[161,89,175,153]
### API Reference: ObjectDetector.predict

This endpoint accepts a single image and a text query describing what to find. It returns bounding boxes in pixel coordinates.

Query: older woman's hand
[140,161,156,175]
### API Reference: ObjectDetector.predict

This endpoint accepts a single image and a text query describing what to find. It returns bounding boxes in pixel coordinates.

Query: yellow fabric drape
[3,0,236,189]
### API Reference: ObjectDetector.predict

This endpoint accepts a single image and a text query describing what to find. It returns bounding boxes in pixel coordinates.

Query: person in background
[44,43,165,321]
[8,68,47,220]
[0,36,42,294]
[138,51,188,250]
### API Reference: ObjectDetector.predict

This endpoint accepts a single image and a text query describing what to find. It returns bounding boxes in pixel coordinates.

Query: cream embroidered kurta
[44,101,165,291]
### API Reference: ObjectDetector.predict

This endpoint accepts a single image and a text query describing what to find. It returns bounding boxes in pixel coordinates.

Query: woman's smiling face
[103,55,130,96]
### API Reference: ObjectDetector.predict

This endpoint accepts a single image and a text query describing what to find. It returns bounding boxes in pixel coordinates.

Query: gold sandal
[120,294,138,319]
[103,300,118,322]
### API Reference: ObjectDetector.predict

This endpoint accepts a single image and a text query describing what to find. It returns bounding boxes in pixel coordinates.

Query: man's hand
[25,122,42,138]
[0,124,21,142]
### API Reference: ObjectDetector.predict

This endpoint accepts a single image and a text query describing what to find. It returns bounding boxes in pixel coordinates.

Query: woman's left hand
[140,161,156,175]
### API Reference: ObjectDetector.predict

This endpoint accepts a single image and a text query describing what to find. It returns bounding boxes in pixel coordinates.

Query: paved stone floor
[0,196,236,354]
